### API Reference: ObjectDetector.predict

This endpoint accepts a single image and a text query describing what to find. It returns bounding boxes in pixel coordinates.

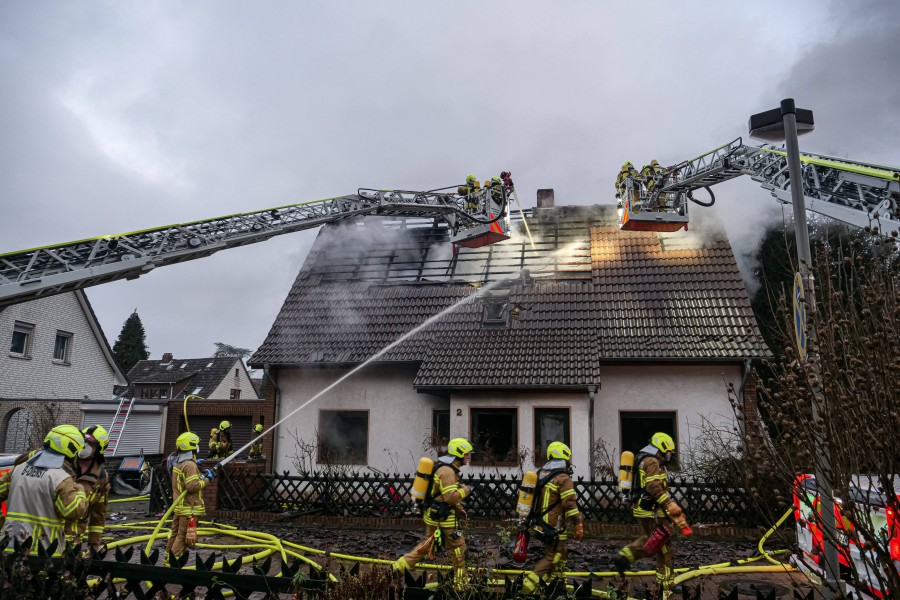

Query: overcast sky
[1,1,898,367]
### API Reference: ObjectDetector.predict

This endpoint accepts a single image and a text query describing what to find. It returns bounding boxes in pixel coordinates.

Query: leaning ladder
[107,397,135,456]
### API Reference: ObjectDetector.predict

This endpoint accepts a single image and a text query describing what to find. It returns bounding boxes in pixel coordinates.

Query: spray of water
[218,240,590,468]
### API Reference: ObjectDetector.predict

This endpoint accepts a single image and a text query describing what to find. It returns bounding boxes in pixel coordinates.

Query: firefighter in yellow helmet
[640,159,666,208]
[612,432,689,596]
[67,425,111,550]
[394,437,473,589]
[489,175,506,209]
[523,441,584,593]
[214,421,234,458]
[248,423,265,462]
[616,161,637,191]
[165,432,215,565]
[207,427,219,459]
[459,175,481,213]
[0,425,88,554]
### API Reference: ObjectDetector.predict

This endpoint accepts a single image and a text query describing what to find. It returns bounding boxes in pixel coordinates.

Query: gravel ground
[102,499,819,598]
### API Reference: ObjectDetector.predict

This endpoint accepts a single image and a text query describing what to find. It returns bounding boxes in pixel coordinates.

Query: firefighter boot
[611,549,633,577]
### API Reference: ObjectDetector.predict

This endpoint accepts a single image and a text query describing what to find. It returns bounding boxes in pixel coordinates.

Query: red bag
[513,530,529,563]
[641,524,671,556]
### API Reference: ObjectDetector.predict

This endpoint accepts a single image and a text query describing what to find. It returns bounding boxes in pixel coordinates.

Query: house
[83,354,267,458]
[0,290,127,454]
[250,193,770,475]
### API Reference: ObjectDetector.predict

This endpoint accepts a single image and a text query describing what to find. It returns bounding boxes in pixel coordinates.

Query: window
[318,410,368,464]
[140,387,168,399]
[9,322,34,357]
[53,331,73,363]
[471,408,518,465]
[482,302,508,328]
[534,407,570,464]
[620,411,678,469]
[230,389,241,400]
[432,409,450,451]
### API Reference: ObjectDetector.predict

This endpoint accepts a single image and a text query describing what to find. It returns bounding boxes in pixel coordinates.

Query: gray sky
[1,1,898,365]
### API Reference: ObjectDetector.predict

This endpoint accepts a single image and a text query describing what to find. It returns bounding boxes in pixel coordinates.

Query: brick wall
[0,292,120,400]
[0,399,82,453]
[164,397,275,472]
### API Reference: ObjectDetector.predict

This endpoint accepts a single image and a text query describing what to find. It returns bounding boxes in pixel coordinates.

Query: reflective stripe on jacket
[172,459,206,517]
[67,462,109,544]
[0,461,87,554]
[633,449,670,518]
[535,469,582,539]
[423,463,467,528]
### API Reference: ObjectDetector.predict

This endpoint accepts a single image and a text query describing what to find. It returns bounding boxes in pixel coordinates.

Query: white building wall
[594,363,742,461]
[207,360,261,399]
[274,364,447,474]
[0,292,120,400]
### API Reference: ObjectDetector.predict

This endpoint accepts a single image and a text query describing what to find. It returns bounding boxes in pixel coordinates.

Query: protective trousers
[395,524,467,586]
[523,537,568,592]
[621,517,673,592]
[165,515,190,562]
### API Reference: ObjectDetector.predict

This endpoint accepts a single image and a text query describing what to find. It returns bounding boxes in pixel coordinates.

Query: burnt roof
[250,205,769,387]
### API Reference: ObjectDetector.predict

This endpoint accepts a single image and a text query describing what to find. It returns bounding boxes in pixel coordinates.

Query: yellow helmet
[254,424,264,433]
[44,425,85,458]
[448,437,473,458]
[651,159,660,166]
[177,431,200,452]
[492,176,501,183]
[547,441,572,461]
[651,432,676,454]
[466,174,476,183]
[210,428,218,436]
[82,425,110,454]
[219,420,232,431]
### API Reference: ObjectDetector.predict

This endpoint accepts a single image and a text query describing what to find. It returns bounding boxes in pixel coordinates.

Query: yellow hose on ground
[759,507,794,565]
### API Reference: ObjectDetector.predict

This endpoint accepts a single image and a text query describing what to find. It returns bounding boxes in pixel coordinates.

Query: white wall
[594,363,742,465]
[274,364,447,474]
[207,359,261,400]
[0,292,120,400]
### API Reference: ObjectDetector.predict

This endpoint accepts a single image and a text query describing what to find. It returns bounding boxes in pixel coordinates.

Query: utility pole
[749,98,840,598]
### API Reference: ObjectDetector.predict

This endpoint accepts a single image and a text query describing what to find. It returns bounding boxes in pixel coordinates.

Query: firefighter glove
[202,469,216,480]
[666,501,683,519]
[573,522,584,542]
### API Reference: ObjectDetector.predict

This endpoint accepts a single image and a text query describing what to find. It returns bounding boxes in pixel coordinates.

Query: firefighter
[640,159,666,209]
[611,432,688,595]
[616,162,639,210]
[0,425,88,554]
[523,441,584,593]
[248,423,265,462]
[208,427,219,459]
[489,175,506,209]
[165,432,215,565]
[214,421,234,458]
[394,437,473,588]
[459,175,480,213]
[68,425,111,551]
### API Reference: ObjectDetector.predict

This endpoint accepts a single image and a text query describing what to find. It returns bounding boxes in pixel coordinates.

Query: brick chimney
[161,352,173,364]
[536,189,555,209]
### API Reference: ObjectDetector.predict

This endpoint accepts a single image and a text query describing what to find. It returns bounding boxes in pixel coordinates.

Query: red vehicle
[794,474,900,599]
[0,454,18,517]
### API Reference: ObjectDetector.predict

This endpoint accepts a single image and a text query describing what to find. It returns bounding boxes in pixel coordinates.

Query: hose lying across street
[93,500,798,599]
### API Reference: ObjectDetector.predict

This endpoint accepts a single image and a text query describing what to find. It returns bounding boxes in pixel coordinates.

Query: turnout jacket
[633,445,671,518]
[423,459,469,529]
[68,460,110,545]
[0,454,88,553]
[171,457,206,517]
[534,462,582,538]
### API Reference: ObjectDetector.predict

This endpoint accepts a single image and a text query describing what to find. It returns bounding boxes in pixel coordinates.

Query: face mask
[77,446,95,460]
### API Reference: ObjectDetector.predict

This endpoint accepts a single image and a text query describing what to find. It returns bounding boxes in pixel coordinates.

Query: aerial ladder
[617,137,900,236]
[0,178,513,308]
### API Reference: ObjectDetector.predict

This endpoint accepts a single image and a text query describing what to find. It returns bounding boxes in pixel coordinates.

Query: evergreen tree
[113,309,149,373]
[212,342,252,359]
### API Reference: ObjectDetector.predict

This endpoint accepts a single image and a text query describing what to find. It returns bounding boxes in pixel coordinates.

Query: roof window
[482,301,509,329]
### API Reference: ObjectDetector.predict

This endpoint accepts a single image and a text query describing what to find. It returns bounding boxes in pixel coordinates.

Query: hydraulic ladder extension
[619,137,900,236]
[107,396,135,457]
[0,183,510,308]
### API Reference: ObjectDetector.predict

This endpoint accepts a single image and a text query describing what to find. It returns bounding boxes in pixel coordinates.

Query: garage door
[186,416,252,460]
[113,413,162,457]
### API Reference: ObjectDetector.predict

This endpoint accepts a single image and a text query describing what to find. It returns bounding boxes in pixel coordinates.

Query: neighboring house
[251,194,770,475]
[0,290,127,454]
[83,354,266,458]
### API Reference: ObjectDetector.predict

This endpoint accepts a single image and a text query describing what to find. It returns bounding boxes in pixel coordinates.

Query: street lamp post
[749,99,840,598]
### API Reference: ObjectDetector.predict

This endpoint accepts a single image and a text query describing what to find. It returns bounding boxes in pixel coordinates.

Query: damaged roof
[123,356,241,398]
[250,205,769,387]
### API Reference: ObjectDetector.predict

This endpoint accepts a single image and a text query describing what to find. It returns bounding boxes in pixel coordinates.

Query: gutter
[264,364,281,466]
[587,385,598,477]
[737,359,753,437]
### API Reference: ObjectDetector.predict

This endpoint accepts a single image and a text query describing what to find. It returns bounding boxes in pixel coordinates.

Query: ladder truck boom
[618,137,900,236]
[0,182,513,308]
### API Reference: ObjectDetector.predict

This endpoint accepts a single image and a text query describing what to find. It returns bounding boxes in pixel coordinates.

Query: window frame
[317,409,370,465]
[618,409,680,471]
[533,406,571,465]
[431,409,450,452]
[9,321,35,358]
[469,406,519,466]
[52,330,73,364]
[230,388,242,400]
